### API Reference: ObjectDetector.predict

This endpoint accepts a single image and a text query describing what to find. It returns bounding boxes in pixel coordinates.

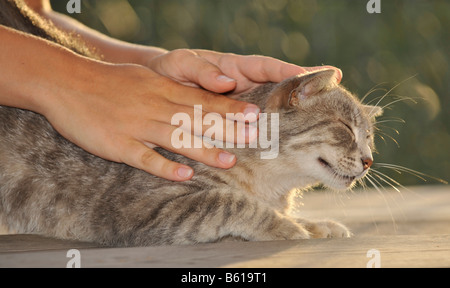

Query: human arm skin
[24,0,168,65]
[0,25,257,181]
[6,0,342,181]
[24,0,342,95]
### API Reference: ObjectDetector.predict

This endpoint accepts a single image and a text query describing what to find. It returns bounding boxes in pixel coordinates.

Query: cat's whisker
[362,183,381,234]
[374,124,400,135]
[5,1,434,245]
[374,163,448,184]
[371,169,401,194]
[368,171,410,224]
[371,87,399,112]
[362,89,389,105]
[373,117,406,125]
[366,173,385,191]
[374,130,400,148]
[375,164,427,182]
[370,168,404,188]
[369,167,428,202]
[379,97,418,111]
[357,178,379,225]
[364,173,398,231]
[372,166,443,204]
[373,132,388,145]
[369,75,418,116]
[361,83,390,103]
[356,177,368,190]
[364,93,406,107]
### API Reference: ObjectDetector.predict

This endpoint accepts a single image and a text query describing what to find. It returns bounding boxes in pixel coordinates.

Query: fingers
[141,49,344,182]
[166,83,260,122]
[151,54,261,121]
[231,55,343,84]
[156,49,238,94]
[181,53,237,94]
[153,49,342,95]
[143,90,258,143]
[170,105,258,144]
[123,140,194,182]
[122,125,240,182]
[118,77,260,181]
[143,120,241,170]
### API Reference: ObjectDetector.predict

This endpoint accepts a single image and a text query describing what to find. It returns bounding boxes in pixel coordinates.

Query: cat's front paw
[297,219,351,239]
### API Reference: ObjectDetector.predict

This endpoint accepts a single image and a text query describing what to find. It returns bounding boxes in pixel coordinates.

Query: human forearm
[0,24,254,181]
[27,1,167,65]
[0,24,103,115]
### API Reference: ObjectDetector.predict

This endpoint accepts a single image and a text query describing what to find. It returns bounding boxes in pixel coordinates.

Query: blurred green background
[51,0,449,186]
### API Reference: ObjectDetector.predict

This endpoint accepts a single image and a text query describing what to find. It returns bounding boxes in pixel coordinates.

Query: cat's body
[0,0,382,246]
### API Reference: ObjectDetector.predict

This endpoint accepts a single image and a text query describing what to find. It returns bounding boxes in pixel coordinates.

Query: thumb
[180,51,237,93]
[149,49,238,93]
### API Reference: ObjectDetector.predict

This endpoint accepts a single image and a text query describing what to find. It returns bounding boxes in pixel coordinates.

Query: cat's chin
[310,174,357,191]
[323,180,357,191]
[317,157,361,190]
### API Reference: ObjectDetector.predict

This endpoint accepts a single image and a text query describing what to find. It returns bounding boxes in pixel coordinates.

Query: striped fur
[0,0,382,246]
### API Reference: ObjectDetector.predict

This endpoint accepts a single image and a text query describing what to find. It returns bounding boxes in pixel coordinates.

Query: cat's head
[266,69,383,190]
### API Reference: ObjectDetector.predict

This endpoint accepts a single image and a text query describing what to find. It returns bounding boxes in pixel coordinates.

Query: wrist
[35,48,111,118]
[131,45,168,67]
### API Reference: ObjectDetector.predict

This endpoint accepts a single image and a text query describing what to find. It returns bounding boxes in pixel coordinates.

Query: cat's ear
[362,105,383,118]
[288,69,338,107]
[266,68,338,111]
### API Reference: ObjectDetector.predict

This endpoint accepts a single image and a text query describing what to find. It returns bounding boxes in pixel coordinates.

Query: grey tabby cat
[0,0,382,246]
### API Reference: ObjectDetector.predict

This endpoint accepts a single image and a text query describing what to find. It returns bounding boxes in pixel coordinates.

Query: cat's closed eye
[339,120,354,137]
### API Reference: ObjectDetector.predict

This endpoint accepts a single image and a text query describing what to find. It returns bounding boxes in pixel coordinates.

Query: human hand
[41,62,260,182]
[44,50,342,182]
[147,49,342,96]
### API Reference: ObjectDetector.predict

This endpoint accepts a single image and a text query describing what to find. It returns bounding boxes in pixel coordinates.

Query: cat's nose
[362,158,373,170]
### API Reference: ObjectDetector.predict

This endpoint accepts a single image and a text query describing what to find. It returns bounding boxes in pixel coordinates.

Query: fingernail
[219,152,236,165]
[243,105,260,122]
[217,75,236,83]
[177,166,193,179]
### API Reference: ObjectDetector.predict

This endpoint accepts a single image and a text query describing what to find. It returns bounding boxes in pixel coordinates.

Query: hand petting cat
[146,48,342,96]
[124,49,343,181]
[143,49,343,177]
[6,0,343,182]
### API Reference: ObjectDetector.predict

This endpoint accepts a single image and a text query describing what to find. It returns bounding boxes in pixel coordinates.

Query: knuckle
[171,48,195,62]
[198,91,216,107]
[138,149,175,178]
[139,149,159,167]
[160,159,175,175]
[195,146,220,164]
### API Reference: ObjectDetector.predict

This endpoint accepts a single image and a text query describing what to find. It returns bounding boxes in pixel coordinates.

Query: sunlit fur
[0,0,421,246]
[0,63,384,245]
[356,84,447,223]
